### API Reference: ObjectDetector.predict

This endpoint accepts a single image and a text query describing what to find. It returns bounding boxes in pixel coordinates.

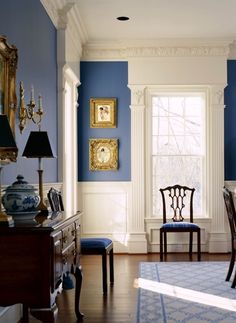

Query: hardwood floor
[29,253,230,323]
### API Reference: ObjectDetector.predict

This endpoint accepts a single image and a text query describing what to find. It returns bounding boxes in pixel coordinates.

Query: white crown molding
[82,42,230,60]
[40,0,87,44]
[40,0,58,27]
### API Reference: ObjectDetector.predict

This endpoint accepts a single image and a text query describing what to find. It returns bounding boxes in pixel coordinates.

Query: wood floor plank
[28,253,230,322]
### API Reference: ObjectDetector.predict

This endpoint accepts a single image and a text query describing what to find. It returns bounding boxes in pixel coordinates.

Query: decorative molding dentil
[82,44,230,60]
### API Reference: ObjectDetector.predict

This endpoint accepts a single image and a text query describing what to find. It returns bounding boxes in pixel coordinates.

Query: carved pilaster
[208,85,228,252]
[127,85,147,253]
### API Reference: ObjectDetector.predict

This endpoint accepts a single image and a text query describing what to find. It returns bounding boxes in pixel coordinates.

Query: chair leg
[22,304,29,323]
[160,229,163,261]
[109,248,114,285]
[102,252,108,294]
[231,268,236,288]
[164,232,167,255]
[197,229,201,261]
[226,248,235,281]
[189,231,193,259]
[189,231,193,256]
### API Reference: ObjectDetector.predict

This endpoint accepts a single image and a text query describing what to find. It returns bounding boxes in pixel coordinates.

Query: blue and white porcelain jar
[2,174,40,214]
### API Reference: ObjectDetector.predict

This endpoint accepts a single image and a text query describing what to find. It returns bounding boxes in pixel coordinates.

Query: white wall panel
[78,182,131,253]
[82,192,127,234]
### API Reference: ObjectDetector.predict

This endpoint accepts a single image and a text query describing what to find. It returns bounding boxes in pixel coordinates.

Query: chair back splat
[223,187,236,288]
[47,187,64,211]
[159,184,201,261]
[47,187,114,294]
[160,185,195,223]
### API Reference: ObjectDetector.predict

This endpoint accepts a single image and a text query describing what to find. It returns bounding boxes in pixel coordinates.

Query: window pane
[151,94,204,217]
[152,156,202,216]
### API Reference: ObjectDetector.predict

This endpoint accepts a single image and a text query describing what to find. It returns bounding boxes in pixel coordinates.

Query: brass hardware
[62,255,68,264]
[62,235,68,244]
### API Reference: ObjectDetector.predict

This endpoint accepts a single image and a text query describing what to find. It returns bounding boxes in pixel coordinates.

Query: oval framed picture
[89,138,118,171]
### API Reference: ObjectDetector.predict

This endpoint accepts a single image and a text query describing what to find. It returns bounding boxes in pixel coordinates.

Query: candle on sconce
[38,94,43,111]
[30,85,34,101]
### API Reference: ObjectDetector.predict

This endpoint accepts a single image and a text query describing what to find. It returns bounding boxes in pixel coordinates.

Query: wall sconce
[0,115,18,225]
[18,81,44,133]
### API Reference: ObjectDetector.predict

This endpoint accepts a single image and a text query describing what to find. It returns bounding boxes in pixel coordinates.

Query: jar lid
[5,174,37,192]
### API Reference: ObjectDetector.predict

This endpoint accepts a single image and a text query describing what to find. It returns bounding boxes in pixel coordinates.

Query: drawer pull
[62,255,68,264]
[62,236,68,244]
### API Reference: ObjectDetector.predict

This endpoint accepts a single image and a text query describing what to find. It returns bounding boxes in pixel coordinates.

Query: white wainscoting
[77,181,233,254]
[78,182,131,253]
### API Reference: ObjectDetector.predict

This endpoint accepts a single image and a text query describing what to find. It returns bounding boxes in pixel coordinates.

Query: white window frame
[145,87,209,219]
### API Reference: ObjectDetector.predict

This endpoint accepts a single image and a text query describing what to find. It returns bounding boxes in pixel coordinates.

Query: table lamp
[22,131,54,214]
[0,115,18,225]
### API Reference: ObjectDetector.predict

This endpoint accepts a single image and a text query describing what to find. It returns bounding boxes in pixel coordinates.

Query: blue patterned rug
[137,262,236,322]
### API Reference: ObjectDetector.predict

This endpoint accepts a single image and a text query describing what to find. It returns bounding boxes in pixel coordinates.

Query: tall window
[151,93,205,217]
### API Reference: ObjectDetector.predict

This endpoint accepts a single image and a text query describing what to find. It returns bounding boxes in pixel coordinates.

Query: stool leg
[102,252,107,294]
[109,248,114,285]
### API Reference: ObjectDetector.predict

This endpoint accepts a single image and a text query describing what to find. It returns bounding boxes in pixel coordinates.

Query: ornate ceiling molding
[82,44,230,60]
[40,0,85,61]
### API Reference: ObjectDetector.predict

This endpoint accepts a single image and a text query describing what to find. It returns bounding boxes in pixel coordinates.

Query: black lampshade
[22,131,54,158]
[0,114,18,162]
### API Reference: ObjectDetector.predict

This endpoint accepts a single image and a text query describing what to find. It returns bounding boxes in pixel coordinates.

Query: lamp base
[0,211,14,226]
[37,200,49,215]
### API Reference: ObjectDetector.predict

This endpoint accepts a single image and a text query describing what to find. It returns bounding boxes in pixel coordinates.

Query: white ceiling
[75,0,236,43]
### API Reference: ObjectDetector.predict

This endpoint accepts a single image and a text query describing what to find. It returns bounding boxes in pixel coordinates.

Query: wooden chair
[47,187,114,294]
[222,187,236,288]
[159,184,201,261]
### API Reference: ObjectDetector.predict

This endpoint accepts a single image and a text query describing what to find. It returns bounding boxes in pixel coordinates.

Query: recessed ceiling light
[117,16,130,21]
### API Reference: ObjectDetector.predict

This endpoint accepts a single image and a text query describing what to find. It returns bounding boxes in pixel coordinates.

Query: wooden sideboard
[0,211,83,323]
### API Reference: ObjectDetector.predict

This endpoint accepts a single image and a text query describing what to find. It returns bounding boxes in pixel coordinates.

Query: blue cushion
[161,222,199,229]
[81,238,113,249]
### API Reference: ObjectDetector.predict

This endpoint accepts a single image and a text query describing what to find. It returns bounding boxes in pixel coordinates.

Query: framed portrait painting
[90,98,117,128]
[89,138,118,171]
[0,35,18,136]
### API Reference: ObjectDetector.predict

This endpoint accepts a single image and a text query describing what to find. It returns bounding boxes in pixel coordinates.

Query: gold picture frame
[0,35,18,136]
[89,138,118,171]
[90,98,117,128]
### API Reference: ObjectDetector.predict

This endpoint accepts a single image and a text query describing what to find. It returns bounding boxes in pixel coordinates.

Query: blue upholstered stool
[47,188,114,294]
[81,238,114,294]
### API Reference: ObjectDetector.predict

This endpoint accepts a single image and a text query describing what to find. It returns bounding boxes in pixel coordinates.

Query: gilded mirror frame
[0,35,18,136]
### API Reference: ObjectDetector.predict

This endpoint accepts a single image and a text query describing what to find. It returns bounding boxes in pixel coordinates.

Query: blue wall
[225,60,236,180]
[78,62,131,181]
[0,0,58,185]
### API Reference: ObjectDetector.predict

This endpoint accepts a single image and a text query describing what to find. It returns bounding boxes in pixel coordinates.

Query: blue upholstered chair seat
[81,238,113,250]
[161,222,199,229]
